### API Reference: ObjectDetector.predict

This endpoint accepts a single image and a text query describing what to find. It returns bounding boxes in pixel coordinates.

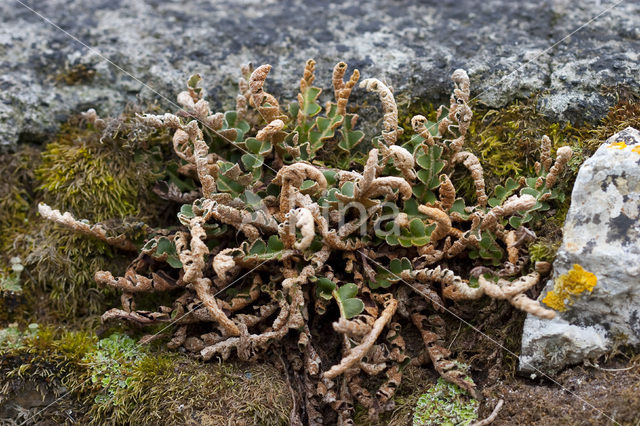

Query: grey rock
[520,127,640,374]
[1,0,639,152]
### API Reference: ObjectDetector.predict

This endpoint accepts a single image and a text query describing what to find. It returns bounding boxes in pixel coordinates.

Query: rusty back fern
[40,60,573,423]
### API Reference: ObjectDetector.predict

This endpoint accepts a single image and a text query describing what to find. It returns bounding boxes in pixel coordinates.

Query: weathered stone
[1,0,639,152]
[520,127,640,374]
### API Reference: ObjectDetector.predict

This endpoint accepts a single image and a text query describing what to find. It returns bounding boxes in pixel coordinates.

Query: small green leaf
[389,259,403,275]
[412,183,437,205]
[241,153,263,169]
[337,282,358,300]
[398,236,413,248]
[342,299,365,319]
[340,181,355,198]
[259,140,272,155]
[249,239,267,255]
[166,255,183,269]
[316,277,337,299]
[224,111,251,141]
[156,237,176,256]
[187,74,201,89]
[323,170,337,185]
[246,138,261,154]
[448,199,470,220]
[509,216,523,228]
[334,283,364,319]
[300,180,316,191]
[180,204,194,218]
[386,234,399,246]
[409,219,426,237]
[339,114,364,152]
[520,187,539,198]
[267,235,285,252]
[217,176,246,196]
[302,87,323,117]
[288,102,300,118]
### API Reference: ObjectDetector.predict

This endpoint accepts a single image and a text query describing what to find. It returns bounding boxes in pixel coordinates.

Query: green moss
[54,63,96,86]
[0,148,40,325]
[122,355,292,425]
[466,98,583,194]
[0,147,39,255]
[0,326,291,425]
[412,379,479,426]
[529,239,561,264]
[36,115,164,221]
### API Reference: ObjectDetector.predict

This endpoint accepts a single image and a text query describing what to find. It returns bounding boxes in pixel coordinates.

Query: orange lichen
[632,145,640,155]
[542,264,597,311]
[607,141,627,149]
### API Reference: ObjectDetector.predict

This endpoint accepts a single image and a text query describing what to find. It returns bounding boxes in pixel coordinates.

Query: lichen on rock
[542,264,597,312]
[520,127,640,374]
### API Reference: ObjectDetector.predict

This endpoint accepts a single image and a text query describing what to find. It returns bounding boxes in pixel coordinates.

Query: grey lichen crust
[520,127,640,374]
[1,0,640,152]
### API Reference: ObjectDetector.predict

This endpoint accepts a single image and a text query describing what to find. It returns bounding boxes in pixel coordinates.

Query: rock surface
[1,0,639,152]
[520,127,640,374]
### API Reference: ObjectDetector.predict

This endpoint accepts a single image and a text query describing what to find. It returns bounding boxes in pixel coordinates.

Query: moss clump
[0,147,40,325]
[0,147,39,255]
[0,326,292,425]
[412,378,479,426]
[528,239,561,264]
[36,113,165,221]
[0,324,95,423]
[0,257,25,320]
[542,264,597,311]
[54,63,96,86]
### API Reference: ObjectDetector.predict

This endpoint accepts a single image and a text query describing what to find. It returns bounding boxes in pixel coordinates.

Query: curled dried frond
[193,277,241,336]
[249,64,284,123]
[452,151,487,207]
[411,115,436,147]
[256,119,285,142]
[477,272,556,319]
[38,203,137,251]
[95,270,181,294]
[447,69,473,154]
[538,135,553,174]
[438,174,456,210]
[323,295,397,380]
[411,312,477,397]
[418,205,451,243]
[359,78,399,145]
[290,207,315,250]
[504,230,519,264]
[333,62,360,115]
[194,138,216,198]
[545,146,573,189]
[300,59,316,92]
[275,162,328,216]
[275,162,328,192]
[385,145,416,182]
